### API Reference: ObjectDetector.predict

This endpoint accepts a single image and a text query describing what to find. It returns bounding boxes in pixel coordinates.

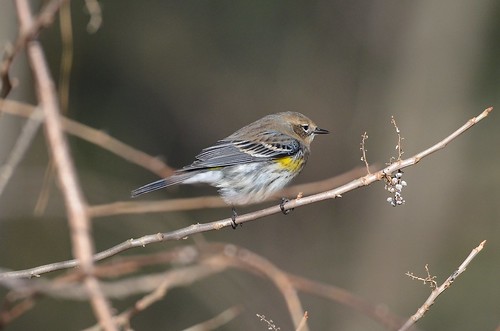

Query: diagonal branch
[0,107,492,280]
[0,99,174,178]
[87,167,367,217]
[0,108,43,196]
[398,240,486,331]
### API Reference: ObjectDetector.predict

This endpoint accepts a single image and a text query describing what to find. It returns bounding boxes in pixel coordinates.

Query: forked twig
[398,240,486,331]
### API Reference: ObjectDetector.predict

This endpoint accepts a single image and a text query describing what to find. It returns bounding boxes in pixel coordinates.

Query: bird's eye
[301,124,310,132]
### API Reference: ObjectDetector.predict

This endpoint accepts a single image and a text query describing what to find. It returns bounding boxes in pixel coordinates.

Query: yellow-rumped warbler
[132,112,328,225]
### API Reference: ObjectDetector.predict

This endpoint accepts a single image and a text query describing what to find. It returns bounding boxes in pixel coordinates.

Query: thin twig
[256,314,281,331]
[84,0,103,33]
[295,311,308,331]
[405,264,437,289]
[288,274,412,331]
[360,131,370,174]
[1,0,67,98]
[398,240,486,331]
[0,295,36,327]
[181,306,242,331]
[0,108,492,280]
[33,2,73,215]
[224,245,308,331]
[58,1,73,115]
[0,108,43,196]
[390,116,404,162]
[33,158,55,216]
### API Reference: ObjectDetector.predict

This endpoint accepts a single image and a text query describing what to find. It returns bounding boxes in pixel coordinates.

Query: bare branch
[295,311,308,331]
[82,263,228,331]
[0,99,175,178]
[0,295,35,326]
[13,0,116,329]
[88,168,367,217]
[224,245,308,331]
[256,314,282,331]
[288,274,413,331]
[360,131,370,174]
[1,0,67,98]
[0,108,43,196]
[398,240,486,331]
[0,243,415,330]
[84,0,103,33]
[405,264,437,289]
[0,108,492,281]
[81,244,306,331]
[181,306,242,331]
[390,116,404,162]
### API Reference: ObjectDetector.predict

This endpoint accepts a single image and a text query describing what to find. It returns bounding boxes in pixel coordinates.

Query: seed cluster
[385,170,407,207]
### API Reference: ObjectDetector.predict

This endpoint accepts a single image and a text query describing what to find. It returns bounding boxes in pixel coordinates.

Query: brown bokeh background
[1,1,499,330]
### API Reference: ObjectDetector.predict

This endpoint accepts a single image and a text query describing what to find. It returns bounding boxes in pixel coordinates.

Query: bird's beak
[313,127,329,134]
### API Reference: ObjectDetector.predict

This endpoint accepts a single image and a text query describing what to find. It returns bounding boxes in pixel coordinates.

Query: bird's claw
[231,207,239,229]
[280,198,293,215]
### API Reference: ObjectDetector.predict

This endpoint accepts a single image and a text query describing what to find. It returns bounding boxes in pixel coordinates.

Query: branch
[295,312,309,331]
[1,0,66,98]
[84,0,103,33]
[0,108,492,280]
[180,306,242,331]
[0,243,413,330]
[288,274,414,331]
[220,245,308,331]
[0,99,174,178]
[0,108,43,196]
[82,263,228,331]
[14,0,116,330]
[0,99,363,216]
[398,240,486,331]
[87,167,367,217]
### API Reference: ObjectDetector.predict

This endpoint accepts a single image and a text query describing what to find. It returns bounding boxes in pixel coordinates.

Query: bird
[131,112,329,227]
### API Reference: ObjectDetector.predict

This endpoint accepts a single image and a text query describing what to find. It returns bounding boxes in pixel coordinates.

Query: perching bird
[132,112,328,226]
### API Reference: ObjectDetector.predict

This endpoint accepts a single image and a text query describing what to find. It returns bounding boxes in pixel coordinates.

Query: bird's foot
[280,198,294,215]
[231,207,240,229]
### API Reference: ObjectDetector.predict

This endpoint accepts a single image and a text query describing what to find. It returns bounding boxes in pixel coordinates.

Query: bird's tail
[131,172,193,198]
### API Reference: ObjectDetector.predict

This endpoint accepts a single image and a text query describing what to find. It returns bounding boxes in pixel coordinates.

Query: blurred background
[1,0,499,330]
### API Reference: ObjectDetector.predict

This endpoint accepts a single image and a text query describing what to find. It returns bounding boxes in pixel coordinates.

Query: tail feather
[131,172,192,198]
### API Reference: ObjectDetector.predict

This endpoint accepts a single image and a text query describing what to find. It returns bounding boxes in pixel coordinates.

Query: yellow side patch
[276,156,303,172]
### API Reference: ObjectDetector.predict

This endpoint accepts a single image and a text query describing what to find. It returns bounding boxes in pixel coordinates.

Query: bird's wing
[181,131,300,171]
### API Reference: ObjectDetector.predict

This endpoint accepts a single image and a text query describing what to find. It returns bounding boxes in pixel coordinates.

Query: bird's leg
[231,206,238,229]
[280,197,294,215]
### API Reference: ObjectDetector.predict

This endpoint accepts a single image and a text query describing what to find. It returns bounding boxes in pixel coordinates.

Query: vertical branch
[13,1,117,330]
[34,0,74,215]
